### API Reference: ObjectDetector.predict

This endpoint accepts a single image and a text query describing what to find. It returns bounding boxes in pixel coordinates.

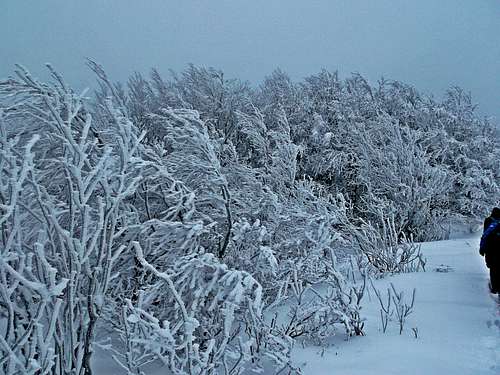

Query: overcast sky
[1,0,499,121]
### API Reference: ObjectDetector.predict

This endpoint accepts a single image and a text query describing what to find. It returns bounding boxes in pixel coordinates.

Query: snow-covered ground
[93,233,499,374]
[293,233,500,375]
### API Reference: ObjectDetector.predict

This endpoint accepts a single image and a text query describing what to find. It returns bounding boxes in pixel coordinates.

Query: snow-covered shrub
[371,283,416,335]
[454,164,499,219]
[0,122,68,375]
[113,244,292,375]
[143,108,233,259]
[355,119,450,241]
[273,216,366,342]
[351,215,425,275]
[169,65,251,143]
[390,284,416,335]
[236,107,299,194]
[256,184,367,338]
[225,219,278,290]
[0,65,147,374]
[420,88,500,221]
[255,69,304,125]
[222,107,365,341]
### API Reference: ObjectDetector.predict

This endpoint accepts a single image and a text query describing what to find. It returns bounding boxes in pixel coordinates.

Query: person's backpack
[480,219,500,255]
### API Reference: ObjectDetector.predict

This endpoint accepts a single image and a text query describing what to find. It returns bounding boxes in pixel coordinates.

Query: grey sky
[1,0,499,121]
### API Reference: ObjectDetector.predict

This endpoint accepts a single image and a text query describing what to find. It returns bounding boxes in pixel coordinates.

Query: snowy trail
[293,234,500,375]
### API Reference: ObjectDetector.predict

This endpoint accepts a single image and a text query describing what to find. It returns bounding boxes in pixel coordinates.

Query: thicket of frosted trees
[0,62,498,374]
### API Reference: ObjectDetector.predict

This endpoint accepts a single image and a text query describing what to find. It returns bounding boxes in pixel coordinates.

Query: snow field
[293,234,500,375]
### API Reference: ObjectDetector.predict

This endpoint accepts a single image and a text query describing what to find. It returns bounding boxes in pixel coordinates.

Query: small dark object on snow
[434,264,453,273]
[479,207,500,294]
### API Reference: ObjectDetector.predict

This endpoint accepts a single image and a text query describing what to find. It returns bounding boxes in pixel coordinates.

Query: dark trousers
[490,267,499,293]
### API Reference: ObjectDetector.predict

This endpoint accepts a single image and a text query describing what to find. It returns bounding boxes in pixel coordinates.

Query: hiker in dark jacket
[480,207,500,293]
